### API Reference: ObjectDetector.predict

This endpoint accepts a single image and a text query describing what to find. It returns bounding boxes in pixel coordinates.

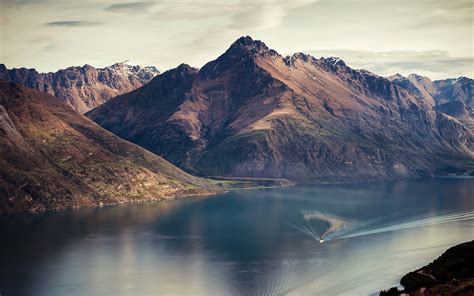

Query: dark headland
[380,240,474,296]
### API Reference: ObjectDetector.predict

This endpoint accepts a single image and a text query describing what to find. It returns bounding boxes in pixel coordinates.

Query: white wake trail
[336,210,474,240]
[294,210,349,241]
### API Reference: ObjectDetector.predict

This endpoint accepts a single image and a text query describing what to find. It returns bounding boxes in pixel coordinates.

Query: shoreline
[2,175,471,216]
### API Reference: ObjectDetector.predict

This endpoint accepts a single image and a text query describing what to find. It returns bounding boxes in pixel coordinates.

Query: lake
[1,178,473,295]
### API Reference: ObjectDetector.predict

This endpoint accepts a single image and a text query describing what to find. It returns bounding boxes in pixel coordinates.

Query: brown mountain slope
[87,36,474,183]
[0,61,159,113]
[0,81,217,214]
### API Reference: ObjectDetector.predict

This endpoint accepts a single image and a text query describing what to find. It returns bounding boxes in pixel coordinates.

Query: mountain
[0,61,159,113]
[433,76,473,108]
[87,36,474,183]
[388,74,474,129]
[387,73,437,106]
[387,73,473,108]
[0,81,217,214]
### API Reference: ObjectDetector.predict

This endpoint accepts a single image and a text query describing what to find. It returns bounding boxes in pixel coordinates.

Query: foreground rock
[0,81,218,214]
[87,36,474,183]
[380,241,474,295]
[0,61,159,113]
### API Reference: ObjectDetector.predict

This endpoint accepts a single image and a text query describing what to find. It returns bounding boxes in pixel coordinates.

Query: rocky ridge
[0,61,159,113]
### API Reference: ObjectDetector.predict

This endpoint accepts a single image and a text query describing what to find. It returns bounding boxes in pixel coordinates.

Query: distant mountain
[87,36,474,182]
[0,61,159,113]
[0,81,216,214]
[433,76,473,108]
[388,73,474,129]
[387,73,437,106]
[387,73,473,108]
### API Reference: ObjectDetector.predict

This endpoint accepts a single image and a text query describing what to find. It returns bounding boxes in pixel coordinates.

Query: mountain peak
[176,63,198,74]
[161,63,197,80]
[388,73,406,81]
[453,76,471,83]
[199,36,277,79]
[122,60,138,66]
[231,36,268,50]
[407,73,431,81]
[226,36,278,57]
[110,60,140,68]
[320,56,346,67]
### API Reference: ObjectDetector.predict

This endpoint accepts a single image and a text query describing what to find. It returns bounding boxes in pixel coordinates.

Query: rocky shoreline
[380,241,474,295]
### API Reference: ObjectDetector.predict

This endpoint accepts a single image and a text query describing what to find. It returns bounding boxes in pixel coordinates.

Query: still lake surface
[1,178,474,296]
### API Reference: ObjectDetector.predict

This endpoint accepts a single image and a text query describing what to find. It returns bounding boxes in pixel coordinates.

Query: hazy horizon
[1,0,473,79]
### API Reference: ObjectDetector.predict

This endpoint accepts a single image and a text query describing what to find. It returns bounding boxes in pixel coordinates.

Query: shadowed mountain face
[388,74,474,129]
[87,36,474,183]
[0,61,159,113]
[0,81,216,214]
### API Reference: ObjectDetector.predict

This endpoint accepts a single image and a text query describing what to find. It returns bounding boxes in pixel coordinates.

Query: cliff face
[0,81,216,214]
[0,61,159,113]
[87,36,474,183]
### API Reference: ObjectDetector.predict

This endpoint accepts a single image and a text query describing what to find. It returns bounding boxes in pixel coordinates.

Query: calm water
[1,178,474,296]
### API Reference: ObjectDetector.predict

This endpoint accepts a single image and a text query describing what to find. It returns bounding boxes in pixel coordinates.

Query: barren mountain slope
[88,36,474,182]
[0,81,216,214]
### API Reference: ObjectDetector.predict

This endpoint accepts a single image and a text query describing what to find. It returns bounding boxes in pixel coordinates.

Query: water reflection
[1,178,473,295]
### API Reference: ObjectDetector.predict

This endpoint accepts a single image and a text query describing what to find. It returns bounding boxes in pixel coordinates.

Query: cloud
[150,0,317,31]
[104,2,157,14]
[152,4,235,20]
[227,0,317,31]
[304,49,474,80]
[44,21,102,27]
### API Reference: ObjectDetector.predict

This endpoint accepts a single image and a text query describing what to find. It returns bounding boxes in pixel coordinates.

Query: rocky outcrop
[87,36,474,183]
[0,61,159,113]
[380,241,474,296]
[0,81,217,214]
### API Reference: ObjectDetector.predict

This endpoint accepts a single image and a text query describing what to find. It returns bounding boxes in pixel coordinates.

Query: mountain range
[1,36,473,214]
[0,81,217,214]
[0,61,159,113]
[86,36,474,183]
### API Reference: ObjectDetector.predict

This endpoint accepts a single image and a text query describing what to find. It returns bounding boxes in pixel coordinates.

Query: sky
[0,0,473,79]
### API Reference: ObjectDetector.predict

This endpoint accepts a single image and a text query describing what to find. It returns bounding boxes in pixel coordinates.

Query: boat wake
[334,210,474,240]
[293,210,349,243]
[294,210,474,243]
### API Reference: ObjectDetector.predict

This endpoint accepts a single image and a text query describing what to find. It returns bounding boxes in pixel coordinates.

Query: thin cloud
[227,0,318,31]
[104,2,157,14]
[150,0,318,30]
[45,21,102,27]
[152,4,235,20]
